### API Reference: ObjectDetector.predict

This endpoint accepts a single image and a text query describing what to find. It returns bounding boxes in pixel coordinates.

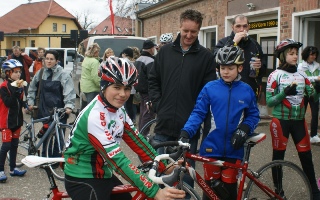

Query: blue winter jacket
[182,78,260,160]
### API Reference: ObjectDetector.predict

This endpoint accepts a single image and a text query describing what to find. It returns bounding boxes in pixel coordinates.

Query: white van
[24,47,84,75]
[75,36,147,109]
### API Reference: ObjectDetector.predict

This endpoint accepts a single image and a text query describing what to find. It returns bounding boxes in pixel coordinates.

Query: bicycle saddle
[21,155,64,168]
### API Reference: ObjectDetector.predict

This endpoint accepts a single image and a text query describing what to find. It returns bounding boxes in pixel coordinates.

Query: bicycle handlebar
[148,141,190,187]
[151,140,190,150]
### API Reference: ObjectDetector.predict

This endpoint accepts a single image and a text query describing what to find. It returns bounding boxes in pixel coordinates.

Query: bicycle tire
[7,120,30,167]
[139,118,157,139]
[244,160,312,199]
[46,124,72,181]
[177,182,201,200]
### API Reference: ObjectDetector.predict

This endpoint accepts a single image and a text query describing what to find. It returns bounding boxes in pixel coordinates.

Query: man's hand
[179,130,190,144]
[284,83,297,96]
[65,108,72,115]
[146,101,152,113]
[250,58,261,69]
[233,31,248,44]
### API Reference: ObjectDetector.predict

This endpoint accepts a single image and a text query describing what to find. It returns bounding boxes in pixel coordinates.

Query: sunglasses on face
[234,24,248,29]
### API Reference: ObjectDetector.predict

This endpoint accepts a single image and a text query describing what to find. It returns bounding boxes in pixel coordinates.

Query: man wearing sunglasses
[214,14,266,99]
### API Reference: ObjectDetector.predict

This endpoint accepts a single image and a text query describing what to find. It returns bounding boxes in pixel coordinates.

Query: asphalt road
[1,101,320,199]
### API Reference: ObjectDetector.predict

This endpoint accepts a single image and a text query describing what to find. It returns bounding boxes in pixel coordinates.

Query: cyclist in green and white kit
[64,57,185,200]
[266,39,320,199]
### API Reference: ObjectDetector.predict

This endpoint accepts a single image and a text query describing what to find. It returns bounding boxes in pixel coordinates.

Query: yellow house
[0,0,82,56]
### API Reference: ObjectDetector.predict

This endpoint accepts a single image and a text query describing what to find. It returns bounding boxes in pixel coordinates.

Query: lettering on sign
[249,19,278,30]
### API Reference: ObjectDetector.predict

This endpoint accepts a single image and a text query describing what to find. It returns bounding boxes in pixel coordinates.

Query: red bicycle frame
[182,148,283,200]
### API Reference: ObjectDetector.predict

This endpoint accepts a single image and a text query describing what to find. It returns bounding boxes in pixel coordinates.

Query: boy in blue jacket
[180,46,260,199]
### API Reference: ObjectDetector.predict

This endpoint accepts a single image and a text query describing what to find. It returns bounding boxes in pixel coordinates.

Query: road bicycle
[148,133,312,200]
[6,107,75,181]
[21,155,200,200]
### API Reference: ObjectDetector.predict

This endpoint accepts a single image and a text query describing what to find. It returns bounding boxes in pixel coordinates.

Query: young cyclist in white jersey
[64,57,185,200]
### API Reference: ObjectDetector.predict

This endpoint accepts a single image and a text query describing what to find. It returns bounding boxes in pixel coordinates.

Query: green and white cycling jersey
[64,95,166,198]
[266,69,318,120]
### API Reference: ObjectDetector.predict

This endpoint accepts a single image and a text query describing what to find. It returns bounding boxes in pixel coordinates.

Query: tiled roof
[89,15,133,35]
[0,0,81,33]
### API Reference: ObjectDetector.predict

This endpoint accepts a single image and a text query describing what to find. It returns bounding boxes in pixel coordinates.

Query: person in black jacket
[134,40,157,136]
[214,14,266,98]
[148,9,216,192]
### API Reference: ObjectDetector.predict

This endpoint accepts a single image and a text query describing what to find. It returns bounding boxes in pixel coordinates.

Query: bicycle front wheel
[46,124,72,181]
[175,182,201,200]
[244,160,312,199]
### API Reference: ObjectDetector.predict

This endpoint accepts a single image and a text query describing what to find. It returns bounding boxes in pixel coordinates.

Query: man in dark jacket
[148,9,216,190]
[134,40,156,136]
[214,14,266,98]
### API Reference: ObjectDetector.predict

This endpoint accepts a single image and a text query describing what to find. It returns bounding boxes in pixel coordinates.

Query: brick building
[136,0,320,75]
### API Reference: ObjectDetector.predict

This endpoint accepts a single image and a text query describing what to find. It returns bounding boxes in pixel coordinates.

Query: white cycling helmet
[160,33,173,43]
[2,59,23,72]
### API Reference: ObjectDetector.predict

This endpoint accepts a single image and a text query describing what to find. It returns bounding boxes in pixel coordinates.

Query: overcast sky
[0,0,110,24]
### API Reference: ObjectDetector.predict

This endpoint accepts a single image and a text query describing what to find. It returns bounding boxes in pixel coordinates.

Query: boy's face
[103,83,131,108]
[285,48,298,66]
[10,68,21,81]
[219,64,243,82]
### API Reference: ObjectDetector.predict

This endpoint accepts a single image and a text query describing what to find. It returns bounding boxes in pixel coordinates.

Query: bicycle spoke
[244,160,312,200]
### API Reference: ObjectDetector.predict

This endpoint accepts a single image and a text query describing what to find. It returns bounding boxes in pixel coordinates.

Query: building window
[62,24,66,32]
[12,41,16,46]
[93,30,97,34]
[103,26,108,32]
[125,28,129,33]
[116,26,122,32]
[17,41,21,46]
[30,40,35,47]
[53,23,57,32]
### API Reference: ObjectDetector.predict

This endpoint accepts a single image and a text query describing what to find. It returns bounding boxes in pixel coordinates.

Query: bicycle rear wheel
[7,120,30,167]
[244,160,312,199]
[139,118,157,139]
[46,124,72,181]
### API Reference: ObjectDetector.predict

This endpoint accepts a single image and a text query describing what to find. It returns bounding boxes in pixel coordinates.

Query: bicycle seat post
[243,142,254,163]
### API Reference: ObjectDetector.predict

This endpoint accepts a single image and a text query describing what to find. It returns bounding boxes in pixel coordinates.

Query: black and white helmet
[160,33,173,43]
[216,46,245,65]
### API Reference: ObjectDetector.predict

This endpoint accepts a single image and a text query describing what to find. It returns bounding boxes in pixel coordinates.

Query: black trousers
[65,174,132,200]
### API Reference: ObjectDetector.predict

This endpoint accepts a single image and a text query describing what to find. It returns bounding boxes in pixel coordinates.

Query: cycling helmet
[274,39,302,62]
[2,59,23,72]
[99,57,138,90]
[216,46,245,65]
[160,33,173,43]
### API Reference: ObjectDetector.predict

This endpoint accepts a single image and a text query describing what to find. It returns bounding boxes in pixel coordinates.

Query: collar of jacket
[45,65,59,73]
[220,74,242,86]
[140,50,155,59]
[171,33,201,53]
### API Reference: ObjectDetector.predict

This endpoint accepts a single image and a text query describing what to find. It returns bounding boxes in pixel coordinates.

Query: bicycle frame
[181,142,284,200]
[41,164,153,200]
[23,108,67,156]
